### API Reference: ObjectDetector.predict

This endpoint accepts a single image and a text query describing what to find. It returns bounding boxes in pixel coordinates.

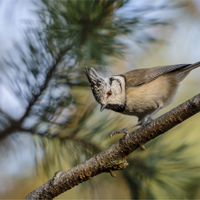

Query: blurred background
[1,0,200,199]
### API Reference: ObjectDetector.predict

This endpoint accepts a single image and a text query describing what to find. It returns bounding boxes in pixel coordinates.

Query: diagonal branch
[0,54,63,140]
[26,93,200,199]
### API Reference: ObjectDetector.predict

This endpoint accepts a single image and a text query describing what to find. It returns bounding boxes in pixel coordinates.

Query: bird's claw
[110,129,128,138]
[141,118,152,127]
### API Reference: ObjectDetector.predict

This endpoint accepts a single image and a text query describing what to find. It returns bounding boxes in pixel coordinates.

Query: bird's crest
[84,67,106,103]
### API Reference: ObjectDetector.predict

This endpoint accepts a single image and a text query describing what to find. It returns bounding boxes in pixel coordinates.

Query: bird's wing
[122,64,191,88]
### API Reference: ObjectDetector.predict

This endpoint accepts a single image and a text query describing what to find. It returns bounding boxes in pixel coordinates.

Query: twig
[0,55,62,140]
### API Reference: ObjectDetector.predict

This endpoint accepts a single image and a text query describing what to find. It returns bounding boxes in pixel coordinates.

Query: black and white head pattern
[85,68,126,112]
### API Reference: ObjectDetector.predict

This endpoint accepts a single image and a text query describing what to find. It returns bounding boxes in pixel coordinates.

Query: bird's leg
[110,119,143,138]
[110,105,162,138]
[141,106,161,127]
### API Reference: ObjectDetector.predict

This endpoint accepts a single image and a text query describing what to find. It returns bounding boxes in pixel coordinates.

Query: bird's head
[85,68,126,112]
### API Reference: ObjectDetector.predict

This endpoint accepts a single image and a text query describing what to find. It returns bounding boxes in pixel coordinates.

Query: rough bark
[26,93,200,199]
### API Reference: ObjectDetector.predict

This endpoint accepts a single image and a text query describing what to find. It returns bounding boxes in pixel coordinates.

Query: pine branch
[19,127,101,154]
[0,54,63,141]
[26,93,200,199]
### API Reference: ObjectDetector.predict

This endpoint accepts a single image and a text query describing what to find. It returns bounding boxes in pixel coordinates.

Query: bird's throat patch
[106,103,125,113]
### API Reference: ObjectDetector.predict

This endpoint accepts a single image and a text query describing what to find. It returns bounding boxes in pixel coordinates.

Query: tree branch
[26,93,200,199]
[0,55,62,141]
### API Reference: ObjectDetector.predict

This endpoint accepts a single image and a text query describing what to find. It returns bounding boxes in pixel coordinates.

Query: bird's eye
[107,90,112,96]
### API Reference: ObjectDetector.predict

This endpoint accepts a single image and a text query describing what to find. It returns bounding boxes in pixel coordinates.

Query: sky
[0,0,37,54]
[0,0,38,119]
[0,0,37,193]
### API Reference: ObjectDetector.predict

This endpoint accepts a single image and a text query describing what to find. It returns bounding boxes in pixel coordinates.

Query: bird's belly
[122,99,157,117]
[122,75,178,117]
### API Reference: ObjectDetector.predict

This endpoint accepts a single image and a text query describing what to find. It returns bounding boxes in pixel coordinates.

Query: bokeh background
[1,0,200,199]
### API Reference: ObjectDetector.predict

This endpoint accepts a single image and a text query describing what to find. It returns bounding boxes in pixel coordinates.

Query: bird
[85,61,200,137]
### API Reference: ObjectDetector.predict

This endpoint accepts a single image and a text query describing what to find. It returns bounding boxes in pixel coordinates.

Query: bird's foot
[110,128,128,138]
[141,118,152,127]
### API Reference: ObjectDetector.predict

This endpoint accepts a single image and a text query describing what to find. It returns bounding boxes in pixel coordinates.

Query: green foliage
[1,0,200,199]
[37,0,172,65]
[0,0,172,170]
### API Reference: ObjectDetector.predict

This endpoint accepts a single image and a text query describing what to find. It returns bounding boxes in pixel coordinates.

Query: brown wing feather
[121,64,191,88]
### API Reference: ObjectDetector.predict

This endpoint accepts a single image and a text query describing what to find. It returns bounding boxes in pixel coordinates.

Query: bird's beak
[100,104,106,112]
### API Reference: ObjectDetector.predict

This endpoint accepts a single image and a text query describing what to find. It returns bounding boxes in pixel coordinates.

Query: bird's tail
[181,61,200,72]
[177,61,200,82]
